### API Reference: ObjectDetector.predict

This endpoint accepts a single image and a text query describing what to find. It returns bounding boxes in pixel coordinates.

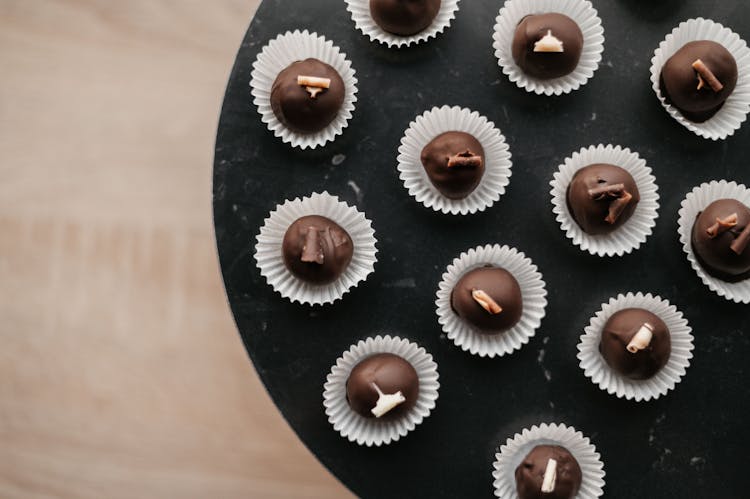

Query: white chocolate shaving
[626,322,654,353]
[541,458,558,493]
[533,30,564,53]
[297,75,331,88]
[370,382,406,418]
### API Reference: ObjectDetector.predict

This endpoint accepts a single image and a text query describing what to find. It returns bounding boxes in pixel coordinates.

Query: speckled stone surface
[213,1,750,497]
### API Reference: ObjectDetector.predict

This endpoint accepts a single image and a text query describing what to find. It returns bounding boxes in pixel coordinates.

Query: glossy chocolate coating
[515,445,582,499]
[270,58,345,133]
[566,163,640,235]
[420,131,485,199]
[450,266,522,333]
[346,353,419,419]
[661,41,737,122]
[691,198,750,281]
[282,215,353,284]
[369,0,441,36]
[599,308,670,380]
[512,13,583,79]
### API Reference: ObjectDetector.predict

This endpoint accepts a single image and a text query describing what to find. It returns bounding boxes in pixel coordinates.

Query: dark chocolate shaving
[300,226,324,264]
[447,150,483,169]
[730,223,750,255]
[604,190,633,224]
[706,213,738,238]
[692,59,724,93]
[588,183,625,200]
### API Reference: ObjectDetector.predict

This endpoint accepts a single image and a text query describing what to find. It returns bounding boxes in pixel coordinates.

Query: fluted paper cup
[550,144,660,257]
[678,180,750,303]
[323,335,440,446]
[345,0,460,48]
[254,192,377,305]
[493,422,605,498]
[650,18,750,141]
[577,292,694,402]
[435,244,547,357]
[493,0,604,95]
[397,105,513,215]
[250,30,358,149]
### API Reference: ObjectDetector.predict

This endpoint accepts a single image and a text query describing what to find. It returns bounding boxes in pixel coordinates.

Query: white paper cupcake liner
[397,105,513,215]
[576,292,694,402]
[550,144,660,257]
[435,244,547,357]
[323,335,440,447]
[345,0,460,48]
[493,422,605,499]
[254,192,377,305]
[650,18,750,141]
[250,30,358,149]
[678,180,750,303]
[492,0,604,96]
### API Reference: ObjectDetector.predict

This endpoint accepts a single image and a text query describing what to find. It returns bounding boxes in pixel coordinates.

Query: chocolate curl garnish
[730,223,750,255]
[300,227,324,264]
[297,75,331,99]
[534,30,564,53]
[471,289,502,314]
[370,382,405,418]
[706,213,738,238]
[541,459,558,493]
[587,183,625,200]
[604,190,633,224]
[626,323,654,353]
[447,150,483,169]
[692,59,724,93]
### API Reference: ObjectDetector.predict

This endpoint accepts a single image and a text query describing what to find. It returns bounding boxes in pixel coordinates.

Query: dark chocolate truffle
[661,41,737,122]
[515,445,582,499]
[282,215,353,284]
[512,13,584,79]
[420,131,485,199]
[566,163,640,235]
[691,198,750,281]
[369,0,441,36]
[270,58,345,133]
[346,353,419,419]
[451,266,522,333]
[599,308,670,380]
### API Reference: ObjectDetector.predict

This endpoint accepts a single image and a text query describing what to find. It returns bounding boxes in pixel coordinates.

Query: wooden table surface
[0,1,351,497]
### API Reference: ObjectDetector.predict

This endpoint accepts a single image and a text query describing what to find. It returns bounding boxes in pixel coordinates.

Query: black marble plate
[213,1,750,497]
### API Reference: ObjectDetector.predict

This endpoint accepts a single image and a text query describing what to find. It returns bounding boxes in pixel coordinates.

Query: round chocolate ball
[345,353,419,419]
[515,445,582,499]
[270,58,345,133]
[420,131,485,199]
[451,266,522,333]
[599,308,670,380]
[512,13,584,79]
[369,0,441,36]
[566,163,640,235]
[282,215,353,284]
[691,198,750,282]
[661,40,737,122]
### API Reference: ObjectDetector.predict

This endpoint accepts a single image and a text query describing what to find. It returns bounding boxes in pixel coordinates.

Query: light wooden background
[0,1,352,497]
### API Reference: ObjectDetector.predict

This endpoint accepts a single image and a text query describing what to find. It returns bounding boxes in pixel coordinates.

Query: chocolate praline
[512,13,583,79]
[270,58,345,133]
[420,131,485,199]
[691,198,750,282]
[515,445,582,499]
[345,353,419,419]
[660,40,737,122]
[451,266,522,333]
[282,215,353,284]
[599,308,670,380]
[369,0,441,36]
[566,163,640,235]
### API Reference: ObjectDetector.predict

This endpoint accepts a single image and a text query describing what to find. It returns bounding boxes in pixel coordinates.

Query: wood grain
[0,1,352,497]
